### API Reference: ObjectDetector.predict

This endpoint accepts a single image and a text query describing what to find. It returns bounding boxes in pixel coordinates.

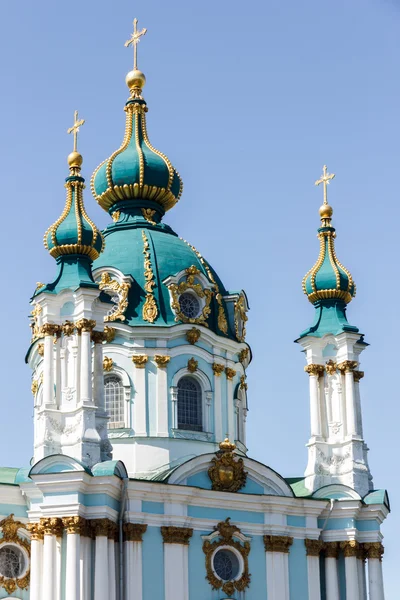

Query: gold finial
[67,111,85,172]
[315,165,335,224]
[219,437,236,452]
[125,18,147,71]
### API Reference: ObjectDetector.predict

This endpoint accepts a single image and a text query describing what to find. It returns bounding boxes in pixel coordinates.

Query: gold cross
[125,18,147,70]
[315,165,335,205]
[67,110,85,153]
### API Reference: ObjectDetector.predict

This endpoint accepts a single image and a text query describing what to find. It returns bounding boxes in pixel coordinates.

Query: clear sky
[0,0,398,595]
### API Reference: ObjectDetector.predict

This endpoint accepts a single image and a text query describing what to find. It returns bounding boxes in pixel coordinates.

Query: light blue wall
[142,526,164,600]
[142,500,164,514]
[187,505,264,524]
[287,515,306,527]
[355,519,380,531]
[246,534,267,600]
[289,538,308,600]
[317,517,355,530]
[188,531,211,600]
[0,503,27,518]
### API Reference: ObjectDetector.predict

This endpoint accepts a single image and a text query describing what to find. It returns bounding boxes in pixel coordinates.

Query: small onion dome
[302,204,356,305]
[90,70,183,215]
[44,152,104,261]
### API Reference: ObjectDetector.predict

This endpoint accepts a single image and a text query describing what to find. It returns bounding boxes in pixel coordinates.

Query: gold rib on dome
[302,165,356,305]
[90,19,183,214]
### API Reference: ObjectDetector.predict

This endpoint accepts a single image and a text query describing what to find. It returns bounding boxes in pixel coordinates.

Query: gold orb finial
[68,151,83,169]
[126,69,146,92]
[319,203,333,219]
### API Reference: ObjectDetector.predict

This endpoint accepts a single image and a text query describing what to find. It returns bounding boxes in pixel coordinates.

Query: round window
[213,548,240,581]
[0,544,25,579]
[179,292,200,319]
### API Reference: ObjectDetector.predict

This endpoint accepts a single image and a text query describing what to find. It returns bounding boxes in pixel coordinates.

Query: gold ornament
[37,343,44,356]
[169,265,212,326]
[337,360,358,374]
[112,210,120,222]
[91,330,106,344]
[132,355,148,368]
[141,208,156,225]
[161,526,193,545]
[31,380,38,396]
[324,541,339,559]
[325,360,337,375]
[90,518,114,537]
[363,542,384,561]
[203,518,250,596]
[125,18,147,73]
[208,438,247,493]
[99,272,130,323]
[41,323,60,336]
[62,516,86,535]
[340,540,359,558]
[142,230,158,323]
[239,348,249,364]
[103,357,114,372]
[123,523,147,542]
[305,539,324,556]
[62,320,75,336]
[225,367,236,380]
[353,370,364,383]
[264,535,293,553]
[186,327,201,344]
[104,326,116,342]
[30,303,43,341]
[212,363,225,377]
[187,357,198,373]
[40,517,64,537]
[304,364,325,377]
[234,295,248,342]
[75,319,96,334]
[154,355,171,368]
[240,375,248,390]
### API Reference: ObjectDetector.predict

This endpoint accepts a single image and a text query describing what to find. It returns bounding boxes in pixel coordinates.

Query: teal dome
[93,204,233,338]
[91,95,183,216]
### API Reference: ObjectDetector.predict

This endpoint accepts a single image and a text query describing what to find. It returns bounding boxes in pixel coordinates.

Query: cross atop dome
[125,18,147,71]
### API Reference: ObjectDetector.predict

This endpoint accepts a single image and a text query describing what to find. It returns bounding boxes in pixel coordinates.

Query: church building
[0,19,388,600]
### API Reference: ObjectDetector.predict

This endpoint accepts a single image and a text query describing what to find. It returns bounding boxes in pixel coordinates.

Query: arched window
[177,377,202,431]
[104,376,125,429]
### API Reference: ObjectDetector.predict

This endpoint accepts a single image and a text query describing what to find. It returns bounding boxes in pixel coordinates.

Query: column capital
[76,318,96,334]
[62,320,76,336]
[154,355,171,368]
[62,516,86,535]
[90,518,114,537]
[212,363,225,376]
[104,326,116,342]
[132,354,148,368]
[304,364,325,377]
[325,360,337,375]
[161,526,193,545]
[340,540,359,557]
[353,370,364,383]
[108,521,119,541]
[41,323,61,336]
[337,360,358,373]
[92,330,107,344]
[225,367,236,380]
[263,535,293,553]
[27,522,44,540]
[363,541,384,561]
[123,523,148,542]
[324,541,340,559]
[40,517,64,537]
[305,539,324,556]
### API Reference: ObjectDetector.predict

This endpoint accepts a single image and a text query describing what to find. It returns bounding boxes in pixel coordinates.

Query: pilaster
[162,527,192,600]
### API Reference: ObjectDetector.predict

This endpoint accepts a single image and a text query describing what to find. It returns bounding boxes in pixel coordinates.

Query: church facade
[0,20,388,600]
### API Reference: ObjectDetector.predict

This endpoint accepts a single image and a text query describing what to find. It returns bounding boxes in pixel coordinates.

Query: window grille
[104,376,125,429]
[177,377,202,431]
[0,545,25,579]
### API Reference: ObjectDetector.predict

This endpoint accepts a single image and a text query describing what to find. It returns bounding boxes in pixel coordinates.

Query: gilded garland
[98,272,130,322]
[142,230,159,323]
[203,518,250,597]
[0,515,30,595]
[208,438,247,493]
[169,265,212,326]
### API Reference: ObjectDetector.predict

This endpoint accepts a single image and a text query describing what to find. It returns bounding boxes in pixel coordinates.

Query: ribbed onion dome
[44,151,104,261]
[90,69,183,216]
[302,202,356,305]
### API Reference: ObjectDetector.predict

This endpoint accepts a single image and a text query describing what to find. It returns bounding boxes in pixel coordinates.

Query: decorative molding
[340,540,359,558]
[304,364,325,377]
[234,295,248,342]
[208,438,247,493]
[0,515,30,595]
[168,265,212,326]
[75,319,96,334]
[132,355,148,368]
[161,526,193,545]
[325,359,337,375]
[90,518,114,537]
[225,367,236,380]
[62,516,86,535]
[203,518,250,596]
[123,523,148,542]
[363,542,384,561]
[240,375,248,390]
[103,356,114,372]
[337,360,358,374]
[99,272,130,323]
[154,355,171,368]
[263,535,293,553]
[187,357,198,373]
[40,517,64,537]
[212,363,225,376]
[27,522,44,541]
[41,323,60,336]
[104,326,116,342]
[305,539,324,556]
[142,230,158,323]
[186,327,201,344]
[62,320,76,336]
[353,370,365,383]
[324,541,340,559]
[239,348,249,364]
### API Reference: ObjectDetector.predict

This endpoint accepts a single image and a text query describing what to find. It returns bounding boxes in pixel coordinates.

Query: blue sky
[0,0,398,595]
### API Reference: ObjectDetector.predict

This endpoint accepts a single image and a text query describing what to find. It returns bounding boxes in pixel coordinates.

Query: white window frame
[104,366,131,429]
[171,367,213,436]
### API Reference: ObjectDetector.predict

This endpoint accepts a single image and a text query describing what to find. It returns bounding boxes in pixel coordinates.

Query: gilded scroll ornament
[234,295,248,342]
[104,326,116,342]
[161,526,193,545]
[132,355,148,368]
[112,210,121,222]
[212,363,225,376]
[202,518,250,596]
[30,303,43,341]
[187,357,198,373]
[99,272,131,323]
[103,357,114,372]
[337,360,358,374]
[263,535,293,553]
[186,327,201,344]
[304,363,325,377]
[123,523,148,542]
[168,265,212,326]
[141,208,156,225]
[225,367,236,380]
[208,438,247,493]
[141,230,159,323]
[325,360,337,375]
[304,539,324,556]
[154,355,171,368]
[239,348,249,364]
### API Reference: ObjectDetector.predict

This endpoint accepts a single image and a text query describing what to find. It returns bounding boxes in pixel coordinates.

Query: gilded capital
[324,541,340,559]
[353,370,364,383]
[154,355,171,368]
[305,539,324,556]
[187,357,198,373]
[263,535,293,553]
[304,364,325,377]
[104,326,116,342]
[340,540,359,557]
[90,518,113,537]
[325,360,337,375]
[132,355,148,368]
[186,327,201,345]
[62,516,86,535]
[103,356,114,372]
[41,323,60,337]
[123,523,148,542]
[212,363,225,376]
[108,521,119,541]
[161,526,193,545]
[363,542,384,561]
[92,330,106,344]
[225,367,236,380]
[40,517,64,537]
[27,522,44,541]
[239,348,249,364]
[337,360,358,374]
[75,318,96,334]
[62,320,76,336]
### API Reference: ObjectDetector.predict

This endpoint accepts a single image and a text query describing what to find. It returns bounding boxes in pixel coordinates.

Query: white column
[156,359,169,436]
[54,334,62,408]
[305,540,323,600]
[162,527,191,600]
[80,530,92,600]
[56,536,62,600]
[133,360,147,435]
[338,362,358,436]
[63,517,84,600]
[264,536,292,600]
[171,386,178,430]
[108,537,116,600]
[28,525,43,600]
[305,365,323,437]
[354,371,364,438]
[213,369,223,440]
[92,333,105,410]
[358,556,367,600]
[205,391,212,433]
[79,327,93,405]
[324,543,340,600]
[365,543,385,600]
[92,520,110,600]
[341,541,360,599]
[226,375,235,441]
[124,523,147,600]
[43,326,56,407]
[41,518,62,600]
